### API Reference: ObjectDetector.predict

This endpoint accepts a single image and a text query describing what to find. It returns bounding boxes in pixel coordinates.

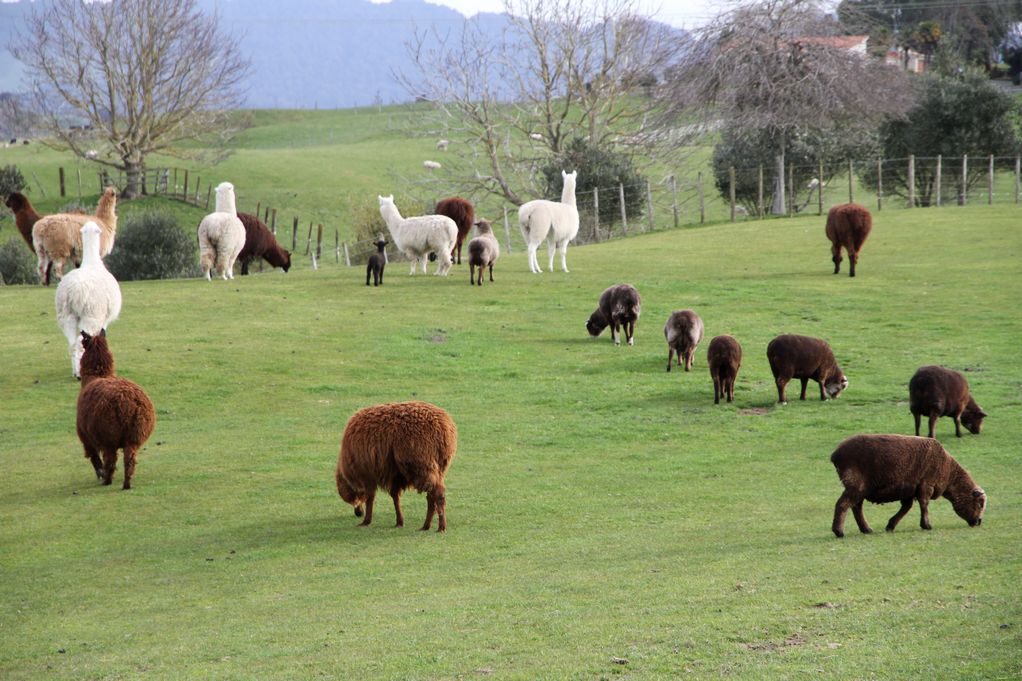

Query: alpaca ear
[81,331,91,341]
[99,328,107,337]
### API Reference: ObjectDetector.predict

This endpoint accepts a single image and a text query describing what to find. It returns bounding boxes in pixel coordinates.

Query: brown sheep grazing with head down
[707,335,742,404]
[825,203,872,277]
[434,197,475,265]
[5,191,42,251]
[336,401,457,532]
[236,212,291,275]
[664,309,703,372]
[76,331,156,490]
[586,284,641,346]
[830,434,986,538]
[766,334,847,404]
[909,365,986,439]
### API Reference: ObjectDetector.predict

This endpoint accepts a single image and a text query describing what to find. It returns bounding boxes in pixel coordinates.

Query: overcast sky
[412,0,726,29]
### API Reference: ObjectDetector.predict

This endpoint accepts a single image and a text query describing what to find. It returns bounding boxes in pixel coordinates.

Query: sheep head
[950,487,986,527]
[586,310,608,337]
[825,373,848,399]
[961,400,987,435]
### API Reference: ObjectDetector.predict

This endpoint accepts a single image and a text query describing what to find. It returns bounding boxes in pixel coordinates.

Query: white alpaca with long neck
[377,195,458,276]
[197,182,246,280]
[55,221,122,377]
[518,170,580,274]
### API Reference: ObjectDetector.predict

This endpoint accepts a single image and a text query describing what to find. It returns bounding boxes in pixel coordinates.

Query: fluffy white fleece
[378,195,458,276]
[518,170,579,274]
[197,182,246,280]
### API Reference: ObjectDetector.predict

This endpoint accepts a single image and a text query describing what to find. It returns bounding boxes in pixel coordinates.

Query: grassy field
[1,191,1020,679]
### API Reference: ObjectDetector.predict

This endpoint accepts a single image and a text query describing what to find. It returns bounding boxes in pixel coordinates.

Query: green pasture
[1,197,1020,679]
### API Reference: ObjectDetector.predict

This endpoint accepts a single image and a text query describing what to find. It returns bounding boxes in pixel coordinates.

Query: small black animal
[366,238,387,286]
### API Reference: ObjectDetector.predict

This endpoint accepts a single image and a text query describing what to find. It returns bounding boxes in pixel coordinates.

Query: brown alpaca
[236,212,291,275]
[830,434,986,537]
[76,331,156,490]
[707,335,742,404]
[435,197,474,265]
[32,186,118,285]
[336,401,457,532]
[5,191,41,251]
[825,203,872,277]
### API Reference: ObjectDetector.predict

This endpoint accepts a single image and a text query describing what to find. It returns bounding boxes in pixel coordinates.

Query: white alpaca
[197,182,246,281]
[55,221,122,378]
[377,195,458,276]
[518,169,579,274]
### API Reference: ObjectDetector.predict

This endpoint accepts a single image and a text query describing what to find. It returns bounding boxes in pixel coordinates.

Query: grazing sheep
[830,434,986,537]
[766,334,847,404]
[707,335,742,404]
[366,238,387,286]
[197,182,245,281]
[31,186,118,285]
[377,195,457,276]
[434,197,475,265]
[436,139,449,151]
[586,284,641,346]
[335,401,457,532]
[423,160,442,170]
[5,191,41,251]
[236,212,291,275]
[76,331,156,490]
[664,310,704,372]
[519,169,579,274]
[909,365,987,438]
[825,203,872,277]
[467,219,500,286]
[55,222,122,378]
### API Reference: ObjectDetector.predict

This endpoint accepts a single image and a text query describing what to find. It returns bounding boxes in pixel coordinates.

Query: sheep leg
[886,498,914,532]
[684,350,693,372]
[626,321,635,346]
[917,489,933,530]
[713,374,722,404]
[389,483,405,528]
[488,263,494,282]
[913,412,922,436]
[84,445,103,480]
[667,347,675,372]
[953,412,963,438]
[100,448,118,486]
[831,244,842,274]
[775,377,790,404]
[241,258,250,276]
[928,413,939,438]
[366,266,372,286]
[359,490,376,526]
[851,500,872,534]
[799,378,809,400]
[408,258,417,275]
[832,490,859,537]
[848,251,857,278]
[726,376,736,402]
[122,446,138,490]
[421,484,447,532]
[611,323,620,346]
[470,263,477,285]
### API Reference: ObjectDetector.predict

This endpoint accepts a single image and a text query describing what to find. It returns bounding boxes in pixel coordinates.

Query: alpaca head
[378,195,395,209]
[560,170,578,203]
[98,186,118,208]
[5,191,27,211]
[215,182,237,213]
[79,330,114,382]
[79,220,102,255]
[280,251,292,273]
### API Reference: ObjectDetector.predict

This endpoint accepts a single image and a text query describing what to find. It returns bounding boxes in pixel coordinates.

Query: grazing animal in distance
[32,186,118,285]
[197,182,246,280]
[377,195,457,276]
[518,169,579,274]
[766,334,847,404]
[5,191,42,251]
[467,219,500,286]
[909,365,986,438]
[830,434,985,537]
[76,331,156,490]
[55,221,122,378]
[435,197,475,265]
[707,335,742,404]
[825,203,872,277]
[236,212,291,275]
[366,238,387,286]
[335,401,457,532]
[586,284,641,346]
[664,310,704,372]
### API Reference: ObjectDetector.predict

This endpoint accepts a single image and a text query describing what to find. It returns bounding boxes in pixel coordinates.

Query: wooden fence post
[698,172,705,224]
[1015,156,1020,203]
[619,183,628,235]
[935,155,942,207]
[205,184,212,210]
[961,154,968,205]
[343,241,351,266]
[264,205,270,224]
[182,170,189,201]
[670,175,679,229]
[645,180,654,232]
[502,206,513,253]
[76,168,82,200]
[593,187,600,242]
[757,165,764,218]
[255,202,261,220]
[271,209,277,234]
[818,160,824,215]
[788,163,794,216]
[988,154,994,205]
[334,230,339,263]
[907,154,915,207]
[194,176,201,203]
[292,216,299,252]
[847,159,854,204]
[59,167,66,197]
[876,158,883,211]
[316,224,323,259]
[305,222,313,255]
[729,166,737,222]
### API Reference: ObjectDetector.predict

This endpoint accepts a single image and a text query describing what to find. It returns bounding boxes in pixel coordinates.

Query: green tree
[859,71,1022,206]
[541,137,645,226]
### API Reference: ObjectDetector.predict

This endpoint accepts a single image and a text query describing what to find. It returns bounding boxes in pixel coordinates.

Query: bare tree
[661,0,913,213]
[397,0,686,205]
[10,0,250,198]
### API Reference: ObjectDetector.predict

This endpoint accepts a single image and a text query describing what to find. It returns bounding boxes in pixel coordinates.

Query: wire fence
[41,153,1022,272]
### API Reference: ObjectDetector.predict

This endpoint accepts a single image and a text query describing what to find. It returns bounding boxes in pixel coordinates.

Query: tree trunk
[122,158,143,199]
[772,150,786,215]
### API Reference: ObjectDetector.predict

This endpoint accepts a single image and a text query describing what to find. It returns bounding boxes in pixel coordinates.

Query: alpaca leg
[526,243,539,273]
[886,498,913,532]
[727,377,736,402]
[37,255,50,286]
[61,316,82,377]
[611,323,620,346]
[83,445,103,480]
[775,376,791,404]
[546,240,556,272]
[848,251,857,278]
[799,377,809,400]
[559,240,570,273]
[953,412,963,437]
[422,483,447,532]
[435,250,452,276]
[100,448,118,486]
[200,247,215,281]
[359,490,376,526]
[831,244,842,274]
[122,446,138,490]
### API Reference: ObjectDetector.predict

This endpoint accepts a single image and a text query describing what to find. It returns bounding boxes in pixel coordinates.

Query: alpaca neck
[80,230,103,268]
[96,194,116,224]
[380,203,403,230]
[216,192,237,215]
[561,179,577,207]
[80,354,115,387]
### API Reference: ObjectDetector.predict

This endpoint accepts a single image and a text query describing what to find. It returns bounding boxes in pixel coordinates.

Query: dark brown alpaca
[825,203,872,277]
[434,197,474,265]
[5,191,42,251]
[236,212,291,275]
[336,401,457,532]
[76,331,156,490]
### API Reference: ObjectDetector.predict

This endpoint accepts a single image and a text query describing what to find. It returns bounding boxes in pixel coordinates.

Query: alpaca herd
[5,177,990,538]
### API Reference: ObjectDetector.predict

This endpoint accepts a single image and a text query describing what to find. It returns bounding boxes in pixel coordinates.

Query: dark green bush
[541,137,646,225]
[0,164,26,197]
[0,236,38,285]
[105,212,200,281]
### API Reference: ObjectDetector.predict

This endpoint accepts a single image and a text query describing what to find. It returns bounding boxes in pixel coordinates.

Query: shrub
[541,137,646,226]
[0,236,38,285]
[0,164,26,197]
[105,212,200,281]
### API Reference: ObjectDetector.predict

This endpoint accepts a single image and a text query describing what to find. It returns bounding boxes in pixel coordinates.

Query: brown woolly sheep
[825,203,872,277]
[467,219,500,286]
[909,365,987,439]
[707,335,742,404]
[32,186,118,285]
[767,334,847,404]
[5,191,41,251]
[664,309,704,372]
[435,197,474,265]
[336,401,457,532]
[237,212,291,275]
[366,237,387,286]
[830,434,986,537]
[76,331,156,490]
[586,284,641,346]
